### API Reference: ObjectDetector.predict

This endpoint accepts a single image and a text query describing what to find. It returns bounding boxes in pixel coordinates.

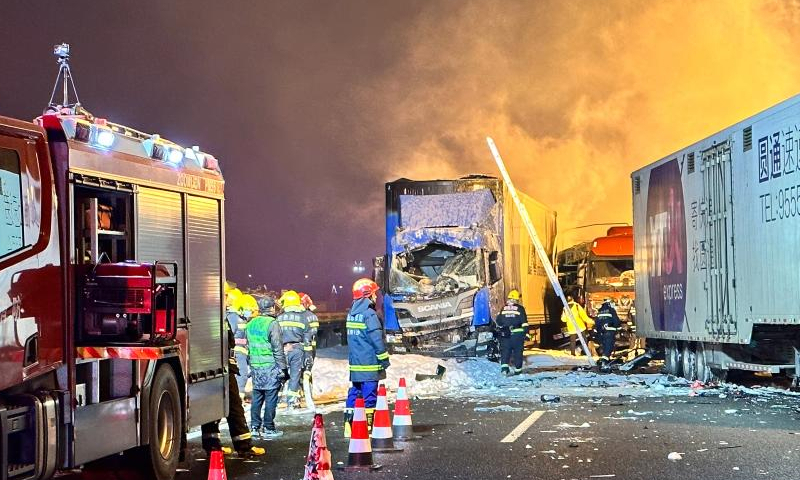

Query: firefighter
[561,295,596,356]
[277,290,309,410]
[247,296,289,439]
[298,293,319,406]
[234,294,259,398]
[299,292,319,362]
[494,289,528,376]
[344,278,389,436]
[201,301,265,458]
[595,298,621,371]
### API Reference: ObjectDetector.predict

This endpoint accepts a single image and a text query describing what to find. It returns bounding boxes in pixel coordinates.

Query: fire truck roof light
[95,129,115,148]
[167,148,184,165]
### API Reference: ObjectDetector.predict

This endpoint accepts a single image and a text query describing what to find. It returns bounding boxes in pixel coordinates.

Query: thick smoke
[344,0,800,248]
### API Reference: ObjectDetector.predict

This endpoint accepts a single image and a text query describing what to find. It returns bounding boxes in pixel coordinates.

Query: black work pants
[499,333,525,371]
[599,332,616,358]
[201,372,253,452]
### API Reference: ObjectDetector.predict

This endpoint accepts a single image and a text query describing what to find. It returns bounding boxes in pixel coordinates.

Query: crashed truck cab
[378,176,556,351]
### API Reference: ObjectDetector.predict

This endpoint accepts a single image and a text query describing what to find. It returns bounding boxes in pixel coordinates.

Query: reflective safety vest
[246,315,277,368]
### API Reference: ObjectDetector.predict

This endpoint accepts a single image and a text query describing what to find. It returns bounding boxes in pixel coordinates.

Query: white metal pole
[486,137,595,367]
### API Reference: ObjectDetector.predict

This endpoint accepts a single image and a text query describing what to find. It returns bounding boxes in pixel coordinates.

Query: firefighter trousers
[599,331,616,358]
[284,343,304,405]
[499,333,525,371]
[201,372,252,453]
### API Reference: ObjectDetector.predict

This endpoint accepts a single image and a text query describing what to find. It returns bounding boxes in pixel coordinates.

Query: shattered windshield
[389,243,481,297]
[587,258,634,291]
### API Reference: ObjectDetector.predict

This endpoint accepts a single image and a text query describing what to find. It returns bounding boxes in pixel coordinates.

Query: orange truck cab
[583,226,635,319]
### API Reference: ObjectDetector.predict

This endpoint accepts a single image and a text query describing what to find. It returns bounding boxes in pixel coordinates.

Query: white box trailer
[632,94,800,384]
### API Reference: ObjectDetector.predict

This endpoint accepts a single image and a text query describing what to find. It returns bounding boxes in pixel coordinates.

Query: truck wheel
[145,365,181,480]
[696,343,726,383]
[682,343,697,381]
[665,340,683,377]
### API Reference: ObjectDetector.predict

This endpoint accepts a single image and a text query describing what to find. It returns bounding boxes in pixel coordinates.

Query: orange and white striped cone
[392,378,420,440]
[371,384,403,452]
[303,413,335,480]
[337,396,381,471]
[207,450,228,480]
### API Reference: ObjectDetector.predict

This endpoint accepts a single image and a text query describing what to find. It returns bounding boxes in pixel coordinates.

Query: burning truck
[375,175,556,351]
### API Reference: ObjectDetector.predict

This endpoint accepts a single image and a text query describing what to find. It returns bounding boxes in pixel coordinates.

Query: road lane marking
[500,410,545,443]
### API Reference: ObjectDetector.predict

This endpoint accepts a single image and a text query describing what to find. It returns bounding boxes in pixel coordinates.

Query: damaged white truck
[375,175,556,352]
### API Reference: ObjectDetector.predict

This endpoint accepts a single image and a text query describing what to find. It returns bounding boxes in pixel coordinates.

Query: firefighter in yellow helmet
[201,289,265,458]
[493,289,528,376]
[276,290,309,409]
[234,294,258,394]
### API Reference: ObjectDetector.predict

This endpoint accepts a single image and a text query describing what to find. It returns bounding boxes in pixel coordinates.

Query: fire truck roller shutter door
[137,187,185,321]
[186,195,223,374]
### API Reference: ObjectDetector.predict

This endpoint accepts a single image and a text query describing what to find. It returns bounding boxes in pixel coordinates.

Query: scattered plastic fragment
[667,452,683,461]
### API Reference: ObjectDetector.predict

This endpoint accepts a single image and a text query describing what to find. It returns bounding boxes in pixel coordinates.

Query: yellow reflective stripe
[233,346,248,354]
[285,390,301,397]
[511,328,525,333]
[309,322,319,328]
[232,432,252,441]
[311,341,317,347]
[346,322,367,329]
[376,352,389,360]
[280,321,306,329]
[349,365,381,371]
[303,346,314,351]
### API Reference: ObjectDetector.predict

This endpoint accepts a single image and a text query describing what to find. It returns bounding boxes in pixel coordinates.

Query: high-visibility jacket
[595,303,621,333]
[494,301,528,337]
[228,311,249,356]
[278,306,308,345]
[302,309,319,353]
[346,298,389,382]
[246,315,287,370]
[561,301,594,334]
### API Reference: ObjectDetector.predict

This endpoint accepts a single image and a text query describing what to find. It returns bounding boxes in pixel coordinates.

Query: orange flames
[353,0,800,240]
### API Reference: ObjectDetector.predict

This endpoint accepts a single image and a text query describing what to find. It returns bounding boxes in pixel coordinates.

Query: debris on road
[416,364,447,381]
[667,452,683,461]
[474,405,523,412]
[541,395,561,403]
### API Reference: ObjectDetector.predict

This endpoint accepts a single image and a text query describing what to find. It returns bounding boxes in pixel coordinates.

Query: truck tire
[144,365,181,480]
[696,342,726,383]
[682,343,697,381]
[664,340,683,377]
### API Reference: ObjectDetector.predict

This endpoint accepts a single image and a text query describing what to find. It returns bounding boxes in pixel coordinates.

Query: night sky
[3,1,800,301]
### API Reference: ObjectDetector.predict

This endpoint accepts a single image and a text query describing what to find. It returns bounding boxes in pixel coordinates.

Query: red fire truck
[0,46,227,480]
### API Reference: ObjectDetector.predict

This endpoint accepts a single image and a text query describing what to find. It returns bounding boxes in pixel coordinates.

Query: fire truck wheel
[146,365,181,480]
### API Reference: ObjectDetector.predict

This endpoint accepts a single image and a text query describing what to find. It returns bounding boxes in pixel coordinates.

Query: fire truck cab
[0,109,227,480]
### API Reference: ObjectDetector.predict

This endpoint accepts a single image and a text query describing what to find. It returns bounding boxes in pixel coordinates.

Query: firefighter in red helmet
[342,278,388,436]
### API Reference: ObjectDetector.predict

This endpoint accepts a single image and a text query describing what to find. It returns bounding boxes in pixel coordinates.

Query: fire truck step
[7,463,35,477]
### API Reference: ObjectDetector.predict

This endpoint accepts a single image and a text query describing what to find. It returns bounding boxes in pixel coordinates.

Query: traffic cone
[207,450,227,480]
[392,378,419,440]
[337,396,381,471]
[371,384,403,452]
[304,413,334,480]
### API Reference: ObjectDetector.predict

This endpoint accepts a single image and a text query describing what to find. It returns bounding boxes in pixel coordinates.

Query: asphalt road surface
[172,388,799,480]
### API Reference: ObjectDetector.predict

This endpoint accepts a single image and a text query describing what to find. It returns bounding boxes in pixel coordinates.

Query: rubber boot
[343,409,354,438]
[366,409,375,434]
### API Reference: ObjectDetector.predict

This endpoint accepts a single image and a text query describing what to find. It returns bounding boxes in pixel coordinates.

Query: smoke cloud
[341,0,800,248]
[3,0,800,294]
